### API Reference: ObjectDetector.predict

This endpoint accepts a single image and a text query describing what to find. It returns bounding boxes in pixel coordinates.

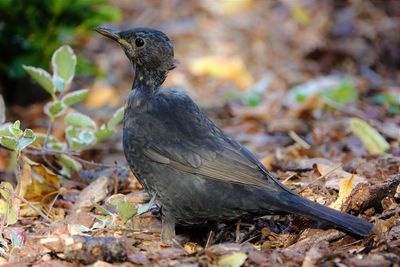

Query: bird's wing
[135,90,290,192]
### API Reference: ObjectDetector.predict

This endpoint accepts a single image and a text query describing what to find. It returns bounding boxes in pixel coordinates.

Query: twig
[240,234,260,245]
[45,192,60,216]
[25,147,118,168]
[288,131,311,149]
[43,121,53,149]
[205,230,214,249]
[282,173,297,184]
[25,146,79,156]
[298,164,342,194]
[71,156,118,168]
[0,185,52,223]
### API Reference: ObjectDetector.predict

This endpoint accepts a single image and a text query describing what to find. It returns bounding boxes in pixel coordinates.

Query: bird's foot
[161,217,176,245]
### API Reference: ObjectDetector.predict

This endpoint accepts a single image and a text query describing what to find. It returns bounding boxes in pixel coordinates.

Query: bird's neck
[132,64,167,95]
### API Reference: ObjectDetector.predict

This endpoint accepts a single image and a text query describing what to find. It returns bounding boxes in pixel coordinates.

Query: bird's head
[95,27,176,72]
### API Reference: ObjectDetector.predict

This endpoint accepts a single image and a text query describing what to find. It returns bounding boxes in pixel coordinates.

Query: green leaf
[52,45,76,87]
[0,95,5,124]
[47,141,67,151]
[95,126,114,142]
[9,120,22,138]
[78,130,96,145]
[118,200,136,224]
[110,197,137,224]
[107,107,124,129]
[322,80,358,104]
[34,133,58,143]
[0,136,18,151]
[371,93,400,114]
[295,93,307,103]
[245,90,262,107]
[44,100,67,120]
[23,128,34,139]
[52,75,65,92]
[218,252,247,267]
[65,112,97,129]
[62,89,89,106]
[350,118,390,154]
[65,126,95,151]
[18,129,36,151]
[23,66,56,97]
[0,123,12,137]
[58,154,82,172]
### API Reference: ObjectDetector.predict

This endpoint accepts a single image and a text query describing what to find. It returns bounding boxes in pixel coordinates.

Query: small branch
[25,146,79,156]
[288,131,311,149]
[43,121,54,149]
[72,156,118,168]
[24,147,118,168]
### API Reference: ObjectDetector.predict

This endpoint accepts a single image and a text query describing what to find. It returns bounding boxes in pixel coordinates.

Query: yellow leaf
[290,3,310,26]
[218,252,247,267]
[203,0,255,16]
[350,118,390,154]
[189,56,254,90]
[329,173,355,211]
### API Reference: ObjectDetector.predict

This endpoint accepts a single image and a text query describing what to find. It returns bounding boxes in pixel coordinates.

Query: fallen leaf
[317,164,366,190]
[0,182,19,225]
[202,0,255,16]
[350,118,390,154]
[85,83,119,108]
[74,176,111,209]
[189,56,254,90]
[16,157,60,204]
[218,252,247,267]
[329,173,355,210]
[184,242,203,254]
[260,155,274,170]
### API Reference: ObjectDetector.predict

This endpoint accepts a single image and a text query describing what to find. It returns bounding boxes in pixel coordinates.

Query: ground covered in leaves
[1,0,399,266]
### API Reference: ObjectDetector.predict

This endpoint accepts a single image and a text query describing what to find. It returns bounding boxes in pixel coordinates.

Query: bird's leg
[236,219,241,243]
[161,215,176,245]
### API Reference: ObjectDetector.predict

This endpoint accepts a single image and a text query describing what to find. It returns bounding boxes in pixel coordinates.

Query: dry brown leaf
[189,56,254,90]
[85,83,119,108]
[317,164,366,190]
[260,155,274,170]
[184,242,203,254]
[17,157,59,203]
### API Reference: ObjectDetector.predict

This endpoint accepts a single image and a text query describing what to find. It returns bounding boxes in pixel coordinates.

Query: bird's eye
[135,38,145,47]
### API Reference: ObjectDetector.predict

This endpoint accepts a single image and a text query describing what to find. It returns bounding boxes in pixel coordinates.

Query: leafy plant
[1,45,124,177]
[0,45,124,230]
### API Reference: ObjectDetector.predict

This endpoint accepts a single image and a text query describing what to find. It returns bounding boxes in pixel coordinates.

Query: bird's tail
[277,192,373,237]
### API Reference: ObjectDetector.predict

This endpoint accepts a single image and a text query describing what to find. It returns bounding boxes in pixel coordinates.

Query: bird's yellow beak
[95,27,130,47]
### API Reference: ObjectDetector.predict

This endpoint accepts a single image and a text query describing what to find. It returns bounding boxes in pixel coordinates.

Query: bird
[95,27,373,244]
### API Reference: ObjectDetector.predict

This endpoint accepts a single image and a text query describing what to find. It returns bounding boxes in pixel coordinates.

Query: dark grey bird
[96,27,373,244]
